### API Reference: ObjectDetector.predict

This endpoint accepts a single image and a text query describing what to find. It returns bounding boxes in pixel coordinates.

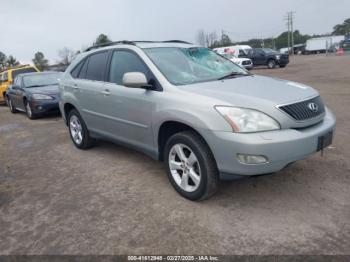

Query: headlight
[275,55,281,60]
[215,106,280,133]
[32,94,53,100]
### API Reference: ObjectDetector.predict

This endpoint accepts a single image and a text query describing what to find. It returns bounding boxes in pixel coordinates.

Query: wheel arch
[63,102,78,125]
[157,120,211,162]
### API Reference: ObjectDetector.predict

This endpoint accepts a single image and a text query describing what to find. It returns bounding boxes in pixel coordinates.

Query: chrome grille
[278,96,325,121]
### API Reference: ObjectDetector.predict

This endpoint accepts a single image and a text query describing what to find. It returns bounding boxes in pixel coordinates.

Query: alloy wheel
[168,143,201,192]
[70,115,83,145]
[26,102,32,118]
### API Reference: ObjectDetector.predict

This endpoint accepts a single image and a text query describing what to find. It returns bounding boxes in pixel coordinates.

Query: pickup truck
[245,48,289,69]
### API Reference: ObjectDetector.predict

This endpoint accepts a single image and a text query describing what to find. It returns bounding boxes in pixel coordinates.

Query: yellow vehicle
[0,65,40,103]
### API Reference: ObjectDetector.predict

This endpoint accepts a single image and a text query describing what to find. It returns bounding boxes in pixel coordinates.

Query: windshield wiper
[218,72,251,81]
[26,84,57,88]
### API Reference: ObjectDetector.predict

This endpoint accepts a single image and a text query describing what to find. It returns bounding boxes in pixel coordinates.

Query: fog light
[37,106,43,110]
[237,154,268,164]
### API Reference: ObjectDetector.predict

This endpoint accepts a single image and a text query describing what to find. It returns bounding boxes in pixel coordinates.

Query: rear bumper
[201,109,336,179]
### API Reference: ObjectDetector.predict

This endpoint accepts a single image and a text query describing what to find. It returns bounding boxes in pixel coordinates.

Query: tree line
[1,18,349,72]
[197,18,350,49]
[0,33,112,72]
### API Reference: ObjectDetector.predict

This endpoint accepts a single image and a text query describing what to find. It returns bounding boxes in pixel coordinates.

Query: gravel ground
[0,54,349,255]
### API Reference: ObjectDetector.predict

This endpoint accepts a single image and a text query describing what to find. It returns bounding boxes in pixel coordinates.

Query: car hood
[26,84,59,95]
[180,75,318,107]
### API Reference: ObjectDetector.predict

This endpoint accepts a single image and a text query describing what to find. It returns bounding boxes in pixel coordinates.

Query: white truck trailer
[305,36,345,54]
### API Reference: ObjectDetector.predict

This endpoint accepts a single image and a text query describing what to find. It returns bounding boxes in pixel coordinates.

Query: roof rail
[162,40,192,44]
[84,40,193,52]
[84,41,136,52]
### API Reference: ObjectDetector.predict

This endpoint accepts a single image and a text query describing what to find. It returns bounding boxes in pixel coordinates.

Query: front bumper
[201,109,336,179]
[242,64,253,70]
[31,100,60,115]
[277,59,289,66]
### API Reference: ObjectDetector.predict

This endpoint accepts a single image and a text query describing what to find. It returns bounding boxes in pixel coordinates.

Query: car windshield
[144,47,248,85]
[23,73,60,88]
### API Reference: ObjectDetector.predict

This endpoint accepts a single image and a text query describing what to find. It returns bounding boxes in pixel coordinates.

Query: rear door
[254,49,266,65]
[68,51,110,132]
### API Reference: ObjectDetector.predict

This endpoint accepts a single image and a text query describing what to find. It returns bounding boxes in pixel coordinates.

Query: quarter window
[85,51,109,81]
[71,61,84,78]
[108,51,149,85]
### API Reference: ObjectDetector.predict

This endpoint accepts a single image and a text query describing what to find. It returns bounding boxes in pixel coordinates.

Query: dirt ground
[0,54,349,255]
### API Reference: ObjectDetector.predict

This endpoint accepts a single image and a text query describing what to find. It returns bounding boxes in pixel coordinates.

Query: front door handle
[101,89,110,96]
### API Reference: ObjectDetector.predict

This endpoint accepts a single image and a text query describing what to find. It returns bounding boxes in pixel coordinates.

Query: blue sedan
[6,72,62,119]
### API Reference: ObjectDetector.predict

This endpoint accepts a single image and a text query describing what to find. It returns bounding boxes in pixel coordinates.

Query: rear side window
[12,68,37,79]
[108,50,149,85]
[85,51,108,81]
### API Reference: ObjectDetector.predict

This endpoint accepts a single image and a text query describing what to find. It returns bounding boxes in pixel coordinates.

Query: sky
[1,0,349,64]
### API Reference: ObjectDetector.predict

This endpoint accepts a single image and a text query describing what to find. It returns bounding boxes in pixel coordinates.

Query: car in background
[220,53,253,70]
[6,72,61,119]
[59,40,335,201]
[0,65,40,104]
[213,47,253,70]
[245,48,289,69]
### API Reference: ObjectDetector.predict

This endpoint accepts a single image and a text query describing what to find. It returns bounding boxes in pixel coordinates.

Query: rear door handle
[72,84,79,90]
[101,89,110,96]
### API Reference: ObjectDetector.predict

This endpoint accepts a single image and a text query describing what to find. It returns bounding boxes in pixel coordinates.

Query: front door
[98,50,157,152]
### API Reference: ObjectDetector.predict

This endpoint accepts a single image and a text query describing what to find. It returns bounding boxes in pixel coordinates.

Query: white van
[213,46,253,70]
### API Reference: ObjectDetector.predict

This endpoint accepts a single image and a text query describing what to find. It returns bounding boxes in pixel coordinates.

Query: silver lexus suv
[59,40,336,201]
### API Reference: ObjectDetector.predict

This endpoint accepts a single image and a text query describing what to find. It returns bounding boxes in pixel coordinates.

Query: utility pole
[290,11,295,55]
[285,11,296,55]
[284,12,291,54]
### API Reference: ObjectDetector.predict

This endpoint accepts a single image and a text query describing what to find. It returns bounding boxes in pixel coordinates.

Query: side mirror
[122,72,152,89]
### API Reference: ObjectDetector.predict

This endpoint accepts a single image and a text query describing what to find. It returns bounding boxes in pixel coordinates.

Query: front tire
[279,65,286,68]
[25,100,37,119]
[68,109,95,149]
[267,59,276,69]
[8,98,18,113]
[164,131,219,201]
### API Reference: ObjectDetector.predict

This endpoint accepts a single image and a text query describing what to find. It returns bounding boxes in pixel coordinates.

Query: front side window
[85,51,108,81]
[144,47,247,85]
[108,51,149,85]
[23,73,60,88]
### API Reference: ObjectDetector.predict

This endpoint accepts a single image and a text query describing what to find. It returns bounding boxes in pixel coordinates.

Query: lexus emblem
[308,102,318,112]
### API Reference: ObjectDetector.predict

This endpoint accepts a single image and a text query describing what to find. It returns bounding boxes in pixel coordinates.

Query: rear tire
[8,98,18,113]
[279,65,286,68]
[68,109,95,149]
[267,59,276,69]
[164,131,219,201]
